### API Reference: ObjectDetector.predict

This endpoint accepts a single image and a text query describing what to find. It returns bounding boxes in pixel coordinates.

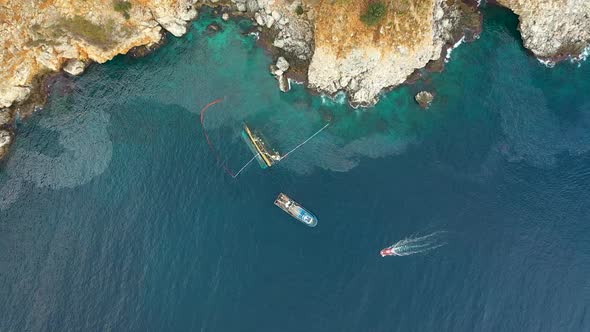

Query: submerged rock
[207,22,223,34]
[415,91,434,109]
[222,13,230,21]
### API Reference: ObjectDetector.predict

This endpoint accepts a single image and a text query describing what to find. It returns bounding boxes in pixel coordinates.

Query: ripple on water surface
[1,7,590,332]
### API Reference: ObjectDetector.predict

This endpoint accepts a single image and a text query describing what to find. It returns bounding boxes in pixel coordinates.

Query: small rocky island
[1,0,589,160]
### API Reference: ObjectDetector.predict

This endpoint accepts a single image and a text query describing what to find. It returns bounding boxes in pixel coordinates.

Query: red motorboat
[380,247,396,257]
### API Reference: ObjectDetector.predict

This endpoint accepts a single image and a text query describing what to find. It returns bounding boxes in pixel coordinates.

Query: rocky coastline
[1,0,589,160]
[0,109,13,160]
[495,0,590,65]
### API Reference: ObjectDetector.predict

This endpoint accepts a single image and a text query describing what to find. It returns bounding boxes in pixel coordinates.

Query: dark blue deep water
[2,7,590,331]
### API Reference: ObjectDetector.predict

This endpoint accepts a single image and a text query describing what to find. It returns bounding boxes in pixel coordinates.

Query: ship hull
[241,130,269,169]
[274,193,318,227]
[242,124,279,169]
[380,248,396,257]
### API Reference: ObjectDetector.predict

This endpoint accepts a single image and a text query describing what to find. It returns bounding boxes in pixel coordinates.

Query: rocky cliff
[0,0,197,159]
[1,0,590,160]
[229,0,476,106]
[0,108,12,159]
[497,0,590,62]
[308,0,464,106]
[0,0,196,110]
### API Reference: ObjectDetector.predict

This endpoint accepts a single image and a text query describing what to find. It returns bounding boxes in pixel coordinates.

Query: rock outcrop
[228,0,474,106]
[497,0,590,61]
[307,0,464,106]
[0,129,13,160]
[234,0,314,61]
[3,0,586,114]
[415,91,434,109]
[0,109,14,159]
[63,59,86,76]
[1,0,589,161]
[0,0,197,110]
[270,56,291,92]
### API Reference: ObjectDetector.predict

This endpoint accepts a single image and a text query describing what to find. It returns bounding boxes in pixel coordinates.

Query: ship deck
[242,130,269,169]
[243,124,275,168]
[274,193,317,226]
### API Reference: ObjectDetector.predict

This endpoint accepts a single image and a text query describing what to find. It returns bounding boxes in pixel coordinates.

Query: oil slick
[200,98,330,178]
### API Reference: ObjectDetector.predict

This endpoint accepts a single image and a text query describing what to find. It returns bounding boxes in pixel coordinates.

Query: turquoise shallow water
[2,6,590,331]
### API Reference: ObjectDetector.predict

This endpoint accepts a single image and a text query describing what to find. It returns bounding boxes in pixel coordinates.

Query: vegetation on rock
[361,2,387,26]
[113,0,132,19]
[295,4,304,15]
[57,16,116,49]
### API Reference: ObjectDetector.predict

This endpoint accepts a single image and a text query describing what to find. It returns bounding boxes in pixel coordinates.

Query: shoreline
[1,1,589,161]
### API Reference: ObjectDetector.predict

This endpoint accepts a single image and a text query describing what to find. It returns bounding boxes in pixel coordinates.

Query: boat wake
[382,231,448,257]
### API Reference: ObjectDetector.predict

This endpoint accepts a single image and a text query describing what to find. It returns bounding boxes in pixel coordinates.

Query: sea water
[1,7,589,332]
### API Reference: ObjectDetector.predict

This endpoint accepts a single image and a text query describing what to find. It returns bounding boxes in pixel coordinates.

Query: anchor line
[232,153,260,178]
[279,123,330,161]
[200,98,330,177]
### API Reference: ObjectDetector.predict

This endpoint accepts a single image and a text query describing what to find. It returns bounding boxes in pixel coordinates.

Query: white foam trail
[537,44,590,68]
[386,231,448,256]
[445,36,465,63]
[391,242,447,256]
[537,57,556,68]
[321,91,347,106]
[573,44,589,65]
